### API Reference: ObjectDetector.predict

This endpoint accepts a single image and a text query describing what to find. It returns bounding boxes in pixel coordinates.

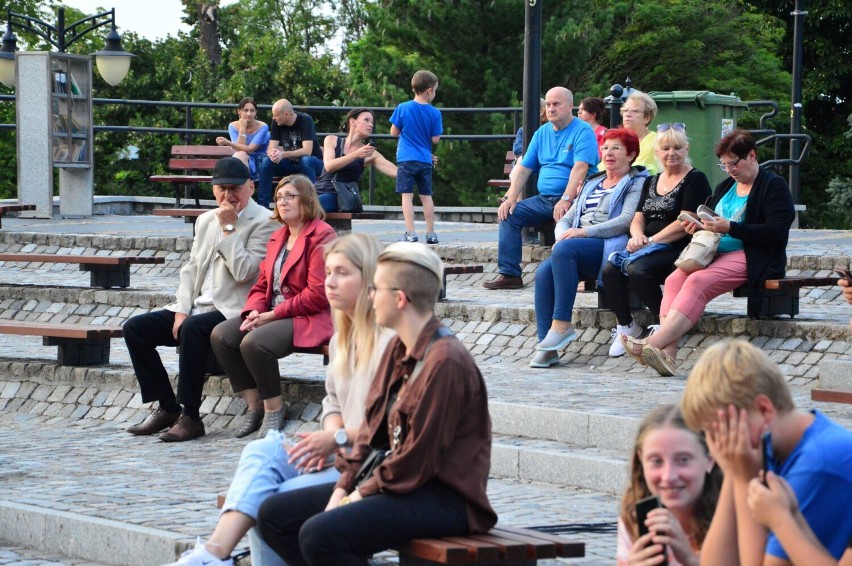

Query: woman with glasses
[211,175,337,437]
[622,129,795,376]
[600,123,711,357]
[314,108,398,213]
[530,127,649,368]
[216,97,270,180]
[166,234,393,566]
[601,91,659,175]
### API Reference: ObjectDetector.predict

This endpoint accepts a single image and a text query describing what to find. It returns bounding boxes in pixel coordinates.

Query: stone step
[817,358,852,389]
[492,435,628,495]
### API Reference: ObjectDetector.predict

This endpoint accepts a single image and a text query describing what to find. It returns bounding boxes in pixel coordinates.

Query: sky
[59,1,236,42]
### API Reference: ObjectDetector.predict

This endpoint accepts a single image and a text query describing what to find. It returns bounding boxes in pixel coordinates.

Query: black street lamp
[0,7,133,88]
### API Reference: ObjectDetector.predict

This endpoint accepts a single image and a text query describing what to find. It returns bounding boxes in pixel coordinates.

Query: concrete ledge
[818,359,852,389]
[0,500,190,565]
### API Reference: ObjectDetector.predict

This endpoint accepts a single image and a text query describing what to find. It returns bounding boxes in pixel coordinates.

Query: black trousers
[601,247,681,325]
[122,309,225,411]
[257,481,469,566]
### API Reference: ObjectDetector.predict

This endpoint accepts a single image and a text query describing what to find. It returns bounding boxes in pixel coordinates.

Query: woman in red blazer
[212,174,336,439]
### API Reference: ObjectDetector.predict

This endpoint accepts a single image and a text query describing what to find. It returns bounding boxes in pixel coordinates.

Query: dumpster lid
[648,90,747,109]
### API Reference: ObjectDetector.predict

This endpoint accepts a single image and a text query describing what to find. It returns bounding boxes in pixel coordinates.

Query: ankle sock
[159,399,182,414]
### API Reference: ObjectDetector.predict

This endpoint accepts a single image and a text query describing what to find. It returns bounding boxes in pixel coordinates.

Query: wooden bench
[153,209,387,236]
[0,204,36,228]
[214,493,583,564]
[732,276,841,318]
[149,145,234,207]
[811,388,852,405]
[595,275,842,319]
[441,265,484,300]
[486,150,516,192]
[0,320,122,365]
[0,253,165,288]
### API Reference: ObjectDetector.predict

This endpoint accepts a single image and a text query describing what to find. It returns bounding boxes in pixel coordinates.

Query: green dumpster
[648,91,748,187]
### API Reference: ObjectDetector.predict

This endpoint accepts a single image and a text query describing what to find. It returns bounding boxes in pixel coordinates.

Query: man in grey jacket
[124,157,277,442]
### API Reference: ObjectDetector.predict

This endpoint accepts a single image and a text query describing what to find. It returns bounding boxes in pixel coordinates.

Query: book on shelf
[53,142,69,162]
[69,72,82,96]
[53,71,67,94]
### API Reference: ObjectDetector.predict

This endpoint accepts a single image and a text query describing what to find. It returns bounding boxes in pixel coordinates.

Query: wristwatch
[560,194,574,202]
[648,236,655,244]
[334,428,348,447]
[223,224,236,233]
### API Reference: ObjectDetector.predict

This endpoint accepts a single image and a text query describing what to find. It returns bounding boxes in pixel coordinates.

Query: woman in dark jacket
[622,129,794,376]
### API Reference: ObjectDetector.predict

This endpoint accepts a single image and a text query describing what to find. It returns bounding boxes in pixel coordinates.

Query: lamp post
[0,7,132,219]
[0,7,133,88]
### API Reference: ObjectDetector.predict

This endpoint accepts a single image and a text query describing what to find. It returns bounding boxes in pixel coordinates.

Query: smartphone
[636,495,669,565]
[678,212,705,229]
[834,266,852,282]
[760,431,771,486]
[697,211,717,222]
[696,204,720,219]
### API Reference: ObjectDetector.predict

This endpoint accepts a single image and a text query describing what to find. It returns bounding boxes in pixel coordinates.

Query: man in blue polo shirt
[483,87,598,290]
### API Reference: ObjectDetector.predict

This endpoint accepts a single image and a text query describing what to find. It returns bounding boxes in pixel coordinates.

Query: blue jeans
[534,237,604,340]
[497,194,560,277]
[318,192,338,213]
[258,156,324,207]
[222,430,339,566]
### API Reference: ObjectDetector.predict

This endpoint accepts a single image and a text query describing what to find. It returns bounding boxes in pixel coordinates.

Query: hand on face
[706,405,761,481]
[218,197,239,226]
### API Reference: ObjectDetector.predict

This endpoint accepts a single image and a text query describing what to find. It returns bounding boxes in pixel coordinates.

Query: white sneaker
[609,321,642,357]
[647,324,661,336]
[530,349,560,368]
[163,538,233,566]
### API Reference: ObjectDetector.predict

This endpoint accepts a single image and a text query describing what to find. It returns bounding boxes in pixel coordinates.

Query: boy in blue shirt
[681,339,852,565]
[390,70,443,243]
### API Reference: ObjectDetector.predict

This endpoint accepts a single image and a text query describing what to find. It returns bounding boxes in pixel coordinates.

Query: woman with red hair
[531,128,649,368]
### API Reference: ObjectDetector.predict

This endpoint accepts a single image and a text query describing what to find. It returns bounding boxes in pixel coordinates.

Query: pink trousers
[660,250,748,324]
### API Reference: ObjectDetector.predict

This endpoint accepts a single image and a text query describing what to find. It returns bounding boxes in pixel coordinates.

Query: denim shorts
[395,160,434,196]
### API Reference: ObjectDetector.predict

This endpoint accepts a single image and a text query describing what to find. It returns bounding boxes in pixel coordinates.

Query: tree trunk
[198,2,221,65]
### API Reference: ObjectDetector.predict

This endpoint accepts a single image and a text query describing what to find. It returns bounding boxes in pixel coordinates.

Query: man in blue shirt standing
[483,87,598,290]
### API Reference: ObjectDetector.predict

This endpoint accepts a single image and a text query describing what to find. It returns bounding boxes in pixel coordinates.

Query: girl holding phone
[618,405,722,566]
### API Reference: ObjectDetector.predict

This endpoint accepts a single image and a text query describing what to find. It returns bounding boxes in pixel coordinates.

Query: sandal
[619,334,647,366]
[642,345,677,377]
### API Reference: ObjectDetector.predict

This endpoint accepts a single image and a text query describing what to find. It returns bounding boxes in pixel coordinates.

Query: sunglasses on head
[656,122,686,133]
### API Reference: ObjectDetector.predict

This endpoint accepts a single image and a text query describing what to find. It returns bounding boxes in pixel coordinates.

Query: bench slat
[811,388,852,405]
[491,525,584,558]
[0,321,123,340]
[439,537,500,562]
[397,538,471,564]
[765,276,840,289]
[0,204,36,213]
[0,253,164,266]
[487,528,556,559]
[149,175,213,183]
[171,146,234,157]
[463,533,528,561]
[168,158,220,170]
[153,209,211,218]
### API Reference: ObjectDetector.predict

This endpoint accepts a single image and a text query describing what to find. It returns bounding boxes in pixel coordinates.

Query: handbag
[674,200,746,273]
[674,230,721,273]
[332,137,364,213]
[334,178,364,213]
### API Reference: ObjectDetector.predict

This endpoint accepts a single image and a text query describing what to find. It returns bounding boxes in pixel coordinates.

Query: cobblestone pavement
[0,411,618,565]
[0,545,108,565]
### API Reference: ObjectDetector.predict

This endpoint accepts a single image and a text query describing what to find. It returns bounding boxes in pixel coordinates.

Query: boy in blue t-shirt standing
[390,70,443,243]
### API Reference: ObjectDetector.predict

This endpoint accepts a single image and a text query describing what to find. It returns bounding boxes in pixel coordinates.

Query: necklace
[658,168,689,195]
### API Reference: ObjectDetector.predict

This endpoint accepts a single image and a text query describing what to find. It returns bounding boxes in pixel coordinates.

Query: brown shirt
[335,316,497,533]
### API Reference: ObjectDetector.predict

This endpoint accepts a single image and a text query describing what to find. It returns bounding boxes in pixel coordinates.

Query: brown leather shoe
[159,414,205,442]
[482,274,524,290]
[126,409,180,436]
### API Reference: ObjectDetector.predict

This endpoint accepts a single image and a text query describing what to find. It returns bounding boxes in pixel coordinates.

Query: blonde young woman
[166,234,393,566]
[618,404,722,566]
[216,97,270,180]
[313,108,397,212]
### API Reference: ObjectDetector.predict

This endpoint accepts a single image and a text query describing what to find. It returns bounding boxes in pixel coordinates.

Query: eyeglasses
[717,157,743,171]
[620,108,645,116]
[657,122,685,133]
[275,193,300,203]
[367,285,401,298]
[600,144,625,153]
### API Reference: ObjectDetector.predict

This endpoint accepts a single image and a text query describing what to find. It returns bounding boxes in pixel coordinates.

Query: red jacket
[241,218,336,348]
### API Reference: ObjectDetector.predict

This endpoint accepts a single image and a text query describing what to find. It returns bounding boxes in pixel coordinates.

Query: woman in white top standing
[165,233,393,566]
